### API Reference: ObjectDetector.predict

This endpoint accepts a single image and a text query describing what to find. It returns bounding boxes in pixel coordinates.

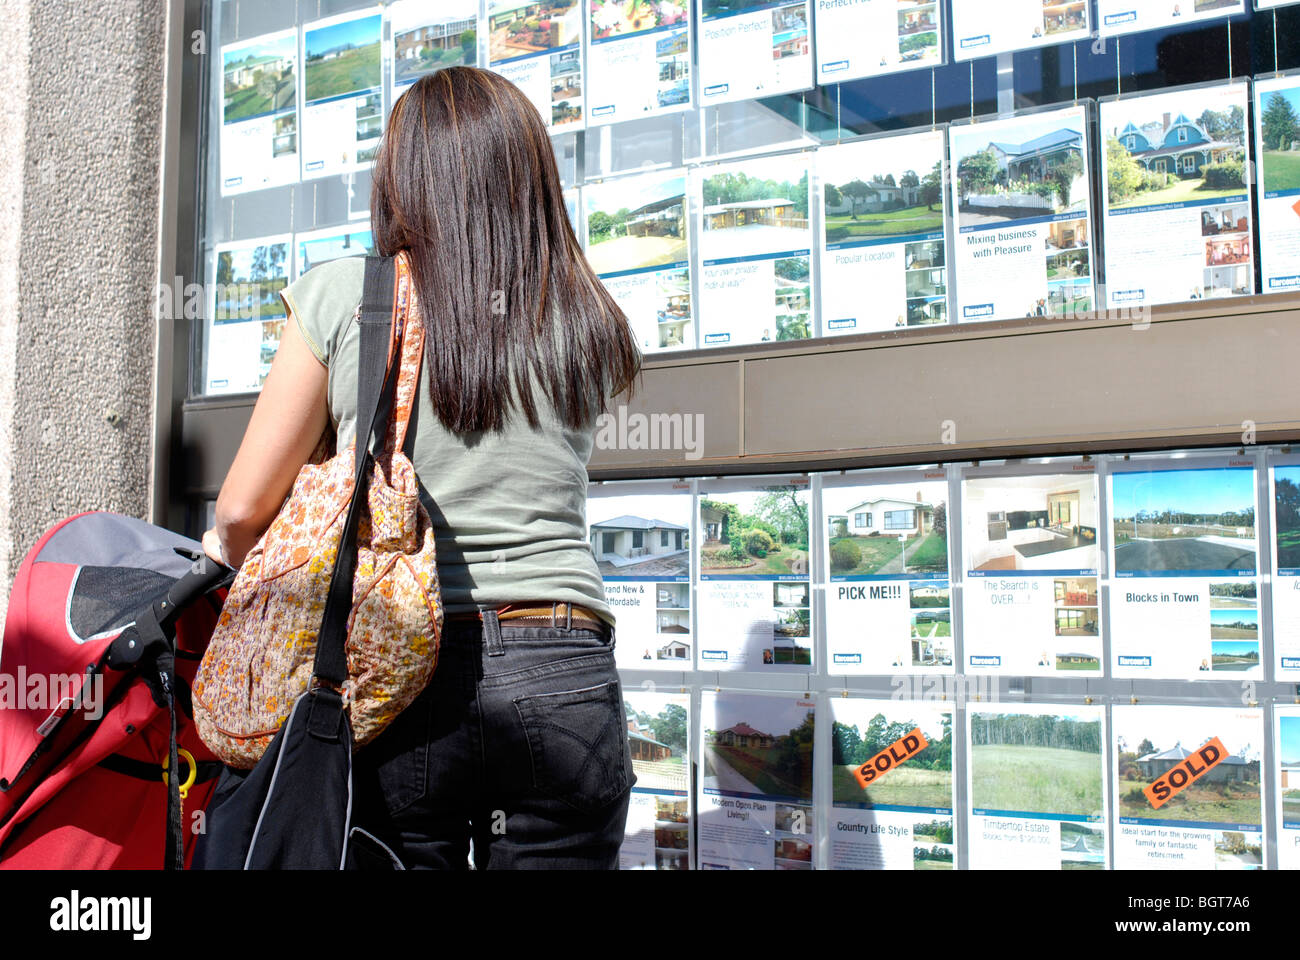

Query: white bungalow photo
[590,513,689,577]
[825,482,949,577]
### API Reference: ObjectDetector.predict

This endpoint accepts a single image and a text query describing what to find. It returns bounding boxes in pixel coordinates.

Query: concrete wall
[0,2,167,622]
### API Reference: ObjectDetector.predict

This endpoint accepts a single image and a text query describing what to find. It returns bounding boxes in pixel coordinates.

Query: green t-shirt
[281,256,611,622]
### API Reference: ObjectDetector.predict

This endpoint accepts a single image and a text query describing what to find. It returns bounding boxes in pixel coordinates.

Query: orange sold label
[852,728,928,791]
[1142,737,1227,810]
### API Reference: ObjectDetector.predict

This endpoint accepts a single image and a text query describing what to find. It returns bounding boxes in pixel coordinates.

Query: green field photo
[824,205,944,242]
[832,764,951,809]
[305,15,383,103]
[306,43,381,102]
[968,712,1102,818]
[1263,150,1300,193]
[971,744,1102,815]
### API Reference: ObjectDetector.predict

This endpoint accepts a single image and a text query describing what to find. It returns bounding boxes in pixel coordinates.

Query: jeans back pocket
[512,679,635,814]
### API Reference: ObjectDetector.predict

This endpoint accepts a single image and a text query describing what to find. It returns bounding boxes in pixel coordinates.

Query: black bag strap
[312,255,399,690]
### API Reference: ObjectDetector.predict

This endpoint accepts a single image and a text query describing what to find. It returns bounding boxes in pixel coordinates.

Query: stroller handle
[105,553,233,671]
[157,553,234,630]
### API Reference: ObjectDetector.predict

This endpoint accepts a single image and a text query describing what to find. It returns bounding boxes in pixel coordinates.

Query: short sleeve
[278,257,367,366]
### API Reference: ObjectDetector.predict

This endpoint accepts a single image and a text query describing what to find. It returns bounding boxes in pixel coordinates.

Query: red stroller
[0,512,232,869]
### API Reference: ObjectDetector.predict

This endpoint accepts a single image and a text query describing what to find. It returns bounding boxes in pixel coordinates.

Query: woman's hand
[201,528,230,568]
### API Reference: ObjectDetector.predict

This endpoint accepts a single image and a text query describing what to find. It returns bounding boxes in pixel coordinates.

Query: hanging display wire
[1072,42,1078,103]
[931,67,937,129]
[1116,36,1122,98]
[1227,19,1233,83]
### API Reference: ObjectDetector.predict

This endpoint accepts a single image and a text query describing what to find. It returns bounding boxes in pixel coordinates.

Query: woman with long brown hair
[202,67,641,869]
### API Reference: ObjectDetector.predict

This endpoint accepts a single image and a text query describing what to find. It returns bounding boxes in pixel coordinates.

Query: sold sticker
[1143,737,1227,810]
[852,728,928,790]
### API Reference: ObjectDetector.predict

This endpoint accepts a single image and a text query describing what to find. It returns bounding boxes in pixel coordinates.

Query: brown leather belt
[446,602,606,628]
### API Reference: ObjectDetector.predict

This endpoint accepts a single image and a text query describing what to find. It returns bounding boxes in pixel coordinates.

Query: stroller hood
[0,512,222,866]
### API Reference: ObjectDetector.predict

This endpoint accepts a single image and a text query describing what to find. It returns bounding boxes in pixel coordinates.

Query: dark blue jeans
[350,610,635,869]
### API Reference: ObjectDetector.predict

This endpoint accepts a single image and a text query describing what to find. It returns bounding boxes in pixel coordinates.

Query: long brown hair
[371,67,639,433]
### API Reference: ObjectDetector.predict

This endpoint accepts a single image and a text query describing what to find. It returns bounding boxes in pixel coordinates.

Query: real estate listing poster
[966,703,1108,870]
[300,10,384,181]
[698,690,816,869]
[1276,706,1300,870]
[950,105,1095,323]
[820,130,949,334]
[961,466,1102,676]
[220,30,299,197]
[697,478,812,670]
[1254,74,1300,293]
[829,698,955,870]
[585,170,693,352]
[697,0,813,107]
[205,235,292,395]
[950,0,1090,61]
[620,691,692,870]
[587,480,693,669]
[1269,453,1300,676]
[388,0,479,95]
[487,1,585,132]
[1100,83,1254,308]
[822,470,953,673]
[695,153,813,346]
[587,0,691,126]
[1113,704,1265,870]
[1098,0,1246,37]
[1109,455,1262,680]
[293,222,376,280]
[814,0,943,85]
